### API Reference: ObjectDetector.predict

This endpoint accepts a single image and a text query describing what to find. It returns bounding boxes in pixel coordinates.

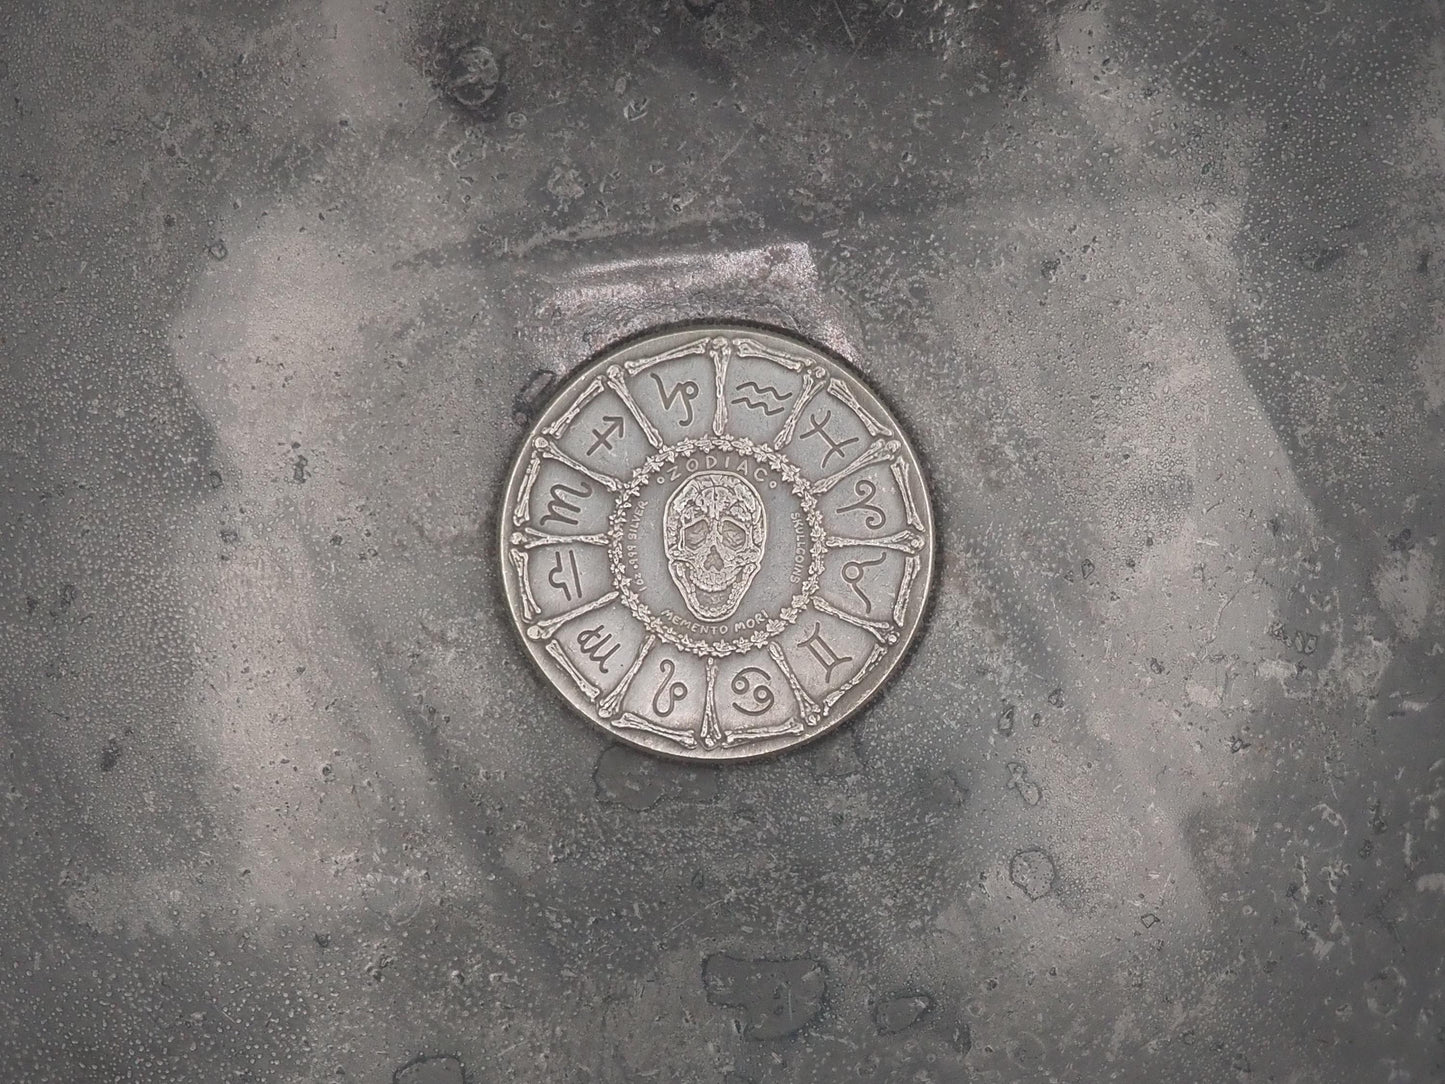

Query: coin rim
[497,320,937,762]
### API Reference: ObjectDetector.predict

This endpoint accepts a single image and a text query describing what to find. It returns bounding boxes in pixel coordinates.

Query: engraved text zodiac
[651,658,689,717]
[540,479,594,528]
[650,373,699,427]
[730,666,776,716]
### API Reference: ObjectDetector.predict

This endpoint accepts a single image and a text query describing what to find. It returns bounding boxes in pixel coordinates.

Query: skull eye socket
[719,521,747,549]
[683,519,710,548]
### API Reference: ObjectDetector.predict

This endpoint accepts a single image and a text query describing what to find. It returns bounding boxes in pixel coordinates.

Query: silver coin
[499,325,934,760]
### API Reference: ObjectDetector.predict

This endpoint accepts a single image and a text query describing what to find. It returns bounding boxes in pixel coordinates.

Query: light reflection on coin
[499,325,934,760]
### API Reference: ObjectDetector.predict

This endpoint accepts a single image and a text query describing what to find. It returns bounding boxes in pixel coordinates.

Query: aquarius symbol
[731,380,792,417]
[797,622,853,683]
[798,409,860,468]
[837,478,887,529]
[651,658,689,717]
[842,552,886,613]
[546,549,584,601]
[539,479,594,528]
[576,623,621,673]
[651,373,699,426]
[730,666,776,716]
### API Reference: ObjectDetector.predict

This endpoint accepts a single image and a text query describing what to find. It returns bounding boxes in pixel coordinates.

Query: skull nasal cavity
[704,547,726,572]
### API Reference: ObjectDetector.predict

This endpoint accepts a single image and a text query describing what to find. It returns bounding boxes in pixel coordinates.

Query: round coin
[499,324,934,760]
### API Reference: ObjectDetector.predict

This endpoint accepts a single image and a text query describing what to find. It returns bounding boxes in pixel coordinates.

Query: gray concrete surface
[2,0,1443,1080]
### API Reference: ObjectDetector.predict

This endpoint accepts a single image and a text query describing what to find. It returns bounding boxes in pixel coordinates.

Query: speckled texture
[1,1,1442,1081]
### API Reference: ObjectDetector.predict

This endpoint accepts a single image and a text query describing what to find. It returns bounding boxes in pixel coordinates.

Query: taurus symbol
[842,552,886,613]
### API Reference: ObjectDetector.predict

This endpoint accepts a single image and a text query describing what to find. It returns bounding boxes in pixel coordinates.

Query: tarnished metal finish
[501,325,933,758]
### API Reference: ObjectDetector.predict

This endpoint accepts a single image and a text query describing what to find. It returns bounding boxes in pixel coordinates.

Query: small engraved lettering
[790,510,808,584]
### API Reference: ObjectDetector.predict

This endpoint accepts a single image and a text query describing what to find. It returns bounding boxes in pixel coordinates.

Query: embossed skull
[663,471,767,622]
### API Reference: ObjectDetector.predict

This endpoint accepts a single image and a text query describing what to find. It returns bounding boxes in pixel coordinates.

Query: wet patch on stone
[1005,761,1042,806]
[703,954,827,1040]
[806,727,864,779]
[1009,848,1056,901]
[593,743,721,811]
[441,42,499,109]
[913,765,970,824]
[873,992,933,1034]
[415,27,507,121]
[393,1054,466,1084]
[1364,967,1405,1017]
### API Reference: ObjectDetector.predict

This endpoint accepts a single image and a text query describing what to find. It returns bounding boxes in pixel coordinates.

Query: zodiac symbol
[837,477,887,529]
[730,666,775,716]
[651,658,689,717]
[796,622,853,683]
[539,479,594,528]
[576,623,620,673]
[586,415,625,455]
[651,373,699,426]
[842,552,886,613]
[797,409,860,468]
[730,380,791,417]
[546,549,584,601]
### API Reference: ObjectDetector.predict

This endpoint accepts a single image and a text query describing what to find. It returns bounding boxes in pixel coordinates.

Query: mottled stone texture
[1,1,1443,1081]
